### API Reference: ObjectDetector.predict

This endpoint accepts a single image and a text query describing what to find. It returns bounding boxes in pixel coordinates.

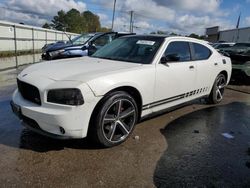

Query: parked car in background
[230,50,250,84]
[220,43,250,55]
[42,32,135,60]
[11,35,231,147]
[212,42,235,50]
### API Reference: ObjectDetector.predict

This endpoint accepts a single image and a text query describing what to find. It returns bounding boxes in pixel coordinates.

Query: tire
[207,74,226,104]
[90,91,138,147]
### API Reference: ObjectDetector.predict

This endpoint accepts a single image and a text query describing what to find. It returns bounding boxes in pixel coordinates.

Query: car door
[152,40,197,112]
[190,42,216,96]
[88,33,116,55]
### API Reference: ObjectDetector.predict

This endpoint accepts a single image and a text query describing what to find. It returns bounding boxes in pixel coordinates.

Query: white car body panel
[11,36,232,139]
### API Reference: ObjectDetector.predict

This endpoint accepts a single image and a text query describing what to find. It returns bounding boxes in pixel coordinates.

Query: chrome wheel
[102,99,136,143]
[215,75,226,102]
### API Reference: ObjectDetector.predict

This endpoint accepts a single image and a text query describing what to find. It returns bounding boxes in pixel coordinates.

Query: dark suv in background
[42,32,135,60]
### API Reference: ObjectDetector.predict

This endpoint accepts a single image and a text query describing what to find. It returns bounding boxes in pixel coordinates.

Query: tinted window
[92,33,116,47]
[92,36,164,64]
[234,43,250,47]
[71,34,94,45]
[193,43,211,60]
[165,41,191,61]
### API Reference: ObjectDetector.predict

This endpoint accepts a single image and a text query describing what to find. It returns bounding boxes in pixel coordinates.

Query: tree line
[150,31,206,40]
[42,9,111,33]
[43,9,205,39]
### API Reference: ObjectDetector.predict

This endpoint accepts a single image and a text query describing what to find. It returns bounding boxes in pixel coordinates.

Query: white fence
[0,20,79,70]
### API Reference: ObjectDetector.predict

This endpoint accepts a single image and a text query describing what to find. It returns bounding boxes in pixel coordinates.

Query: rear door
[190,42,216,96]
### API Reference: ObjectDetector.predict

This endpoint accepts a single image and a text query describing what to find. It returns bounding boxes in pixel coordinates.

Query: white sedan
[11,35,232,147]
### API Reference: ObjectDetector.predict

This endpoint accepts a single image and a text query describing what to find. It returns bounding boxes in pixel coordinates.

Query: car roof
[121,34,167,39]
[120,34,209,44]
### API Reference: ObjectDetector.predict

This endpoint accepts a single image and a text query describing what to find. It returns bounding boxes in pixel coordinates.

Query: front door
[153,41,197,112]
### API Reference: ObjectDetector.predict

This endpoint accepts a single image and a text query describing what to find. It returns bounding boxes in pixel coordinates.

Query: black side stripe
[142,87,210,111]
[142,94,184,110]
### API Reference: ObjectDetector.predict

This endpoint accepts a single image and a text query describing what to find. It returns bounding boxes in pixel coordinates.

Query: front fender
[86,68,155,106]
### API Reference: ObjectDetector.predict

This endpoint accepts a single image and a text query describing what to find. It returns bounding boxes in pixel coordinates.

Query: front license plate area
[10,101,22,119]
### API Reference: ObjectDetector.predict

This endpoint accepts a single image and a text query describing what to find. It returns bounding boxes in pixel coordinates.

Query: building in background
[206,26,250,43]
[205,26,219,42]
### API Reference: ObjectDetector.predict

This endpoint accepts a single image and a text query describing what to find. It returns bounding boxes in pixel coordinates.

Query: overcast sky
[0,0,250,35]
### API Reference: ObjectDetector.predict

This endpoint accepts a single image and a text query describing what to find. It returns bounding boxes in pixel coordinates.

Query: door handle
[214,63,218,66]
[189,65,194,69]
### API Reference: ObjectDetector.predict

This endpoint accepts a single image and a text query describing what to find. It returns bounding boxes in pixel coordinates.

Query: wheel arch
[88,86,143,136]
[219,70,228,83]
[105,86,143,118]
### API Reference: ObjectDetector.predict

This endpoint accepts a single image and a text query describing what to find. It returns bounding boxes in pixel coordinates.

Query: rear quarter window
[192,43,212,60]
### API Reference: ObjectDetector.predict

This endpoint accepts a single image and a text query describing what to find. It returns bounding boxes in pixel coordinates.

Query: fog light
[59,127,65,134]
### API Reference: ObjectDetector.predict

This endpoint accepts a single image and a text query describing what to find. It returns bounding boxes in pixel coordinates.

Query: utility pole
[111,0,116,31]
[129,11,134,33]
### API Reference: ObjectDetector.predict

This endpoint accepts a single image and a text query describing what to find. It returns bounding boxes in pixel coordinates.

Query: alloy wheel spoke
[119,107,135,119]
[107,123,117,141]
[218,85,224,89]
[104,114,116,123]
[216,89,222,100]
[115,100,122,117]
[117,120,130,135]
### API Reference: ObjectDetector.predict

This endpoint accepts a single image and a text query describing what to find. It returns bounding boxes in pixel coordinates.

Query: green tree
[169,32,178,36]
[42,22,51,29]
[150,30,168,35]
[64,9,82,33]
[82,11,101,32]
[51,10,67,31]
[188,33,206,40]
[47,9,102,33]
[188,33,200,39]
[99,27,112,32]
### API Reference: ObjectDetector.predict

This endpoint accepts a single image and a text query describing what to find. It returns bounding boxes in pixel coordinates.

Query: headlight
[47,89,84,106]
[49,49,65,56]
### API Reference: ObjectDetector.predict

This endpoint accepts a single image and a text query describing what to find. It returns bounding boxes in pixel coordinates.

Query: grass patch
[0,50,42,58]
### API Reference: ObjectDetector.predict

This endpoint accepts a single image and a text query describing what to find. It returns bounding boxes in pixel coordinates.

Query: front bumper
[11,101,73,139]
[41,53,52,60]
[11,84,101,139]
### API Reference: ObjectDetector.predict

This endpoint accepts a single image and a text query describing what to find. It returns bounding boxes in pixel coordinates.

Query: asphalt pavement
[0,67,249,187]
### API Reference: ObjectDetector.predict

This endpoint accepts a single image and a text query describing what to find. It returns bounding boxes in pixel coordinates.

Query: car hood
[19,56,142,83]
[44,42,84,52]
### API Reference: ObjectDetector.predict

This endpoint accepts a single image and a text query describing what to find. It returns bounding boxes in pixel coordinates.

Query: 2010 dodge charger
[11,35,231,147]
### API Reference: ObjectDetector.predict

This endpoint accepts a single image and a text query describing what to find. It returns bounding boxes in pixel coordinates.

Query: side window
[92,34,116,47]
[192,43,211,60]
[165,41,191,62]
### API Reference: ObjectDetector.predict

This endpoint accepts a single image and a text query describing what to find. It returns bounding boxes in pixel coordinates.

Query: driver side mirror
[82,45,88,51]
[161,53,180,64]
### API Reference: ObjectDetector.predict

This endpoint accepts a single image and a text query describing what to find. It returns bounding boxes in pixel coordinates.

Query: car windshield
[91,36,164,64]
[70,34,94,45]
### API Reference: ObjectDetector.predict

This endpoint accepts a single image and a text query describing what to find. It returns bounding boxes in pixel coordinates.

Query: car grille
[17,79,41,105]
